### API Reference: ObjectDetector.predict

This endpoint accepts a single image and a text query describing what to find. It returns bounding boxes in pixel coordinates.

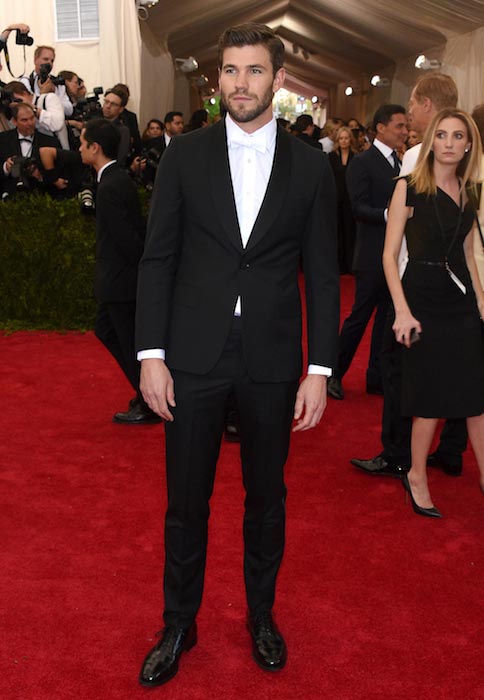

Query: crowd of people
[3,18,484,686]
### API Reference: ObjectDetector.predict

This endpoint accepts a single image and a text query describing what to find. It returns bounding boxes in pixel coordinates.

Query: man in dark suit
[78,118,160,424]
[327,104,408,400]
[0,102,59,197]
[136,23,339,687]
[294,113,322,149]
[101,88,132,166]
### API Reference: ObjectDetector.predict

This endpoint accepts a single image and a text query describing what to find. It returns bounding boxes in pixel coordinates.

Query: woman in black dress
[329,126,357,274]
[383,108,484,517]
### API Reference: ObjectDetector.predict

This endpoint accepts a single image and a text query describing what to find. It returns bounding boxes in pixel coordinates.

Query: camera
[0,87,14,120]
[141,146,162,171]
[75,87,104,122]
[10,155,38,190]
[38,63,65,87]
[15,30,34,46]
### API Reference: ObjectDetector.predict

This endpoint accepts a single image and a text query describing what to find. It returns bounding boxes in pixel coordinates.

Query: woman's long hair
[332,126,357,154]
[409,108,482,198]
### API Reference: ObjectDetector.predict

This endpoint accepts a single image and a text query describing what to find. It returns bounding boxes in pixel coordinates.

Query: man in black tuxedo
[136,23,339,687]
[327,104,408,400]
[78,119,160,424]
[0,102,59,197]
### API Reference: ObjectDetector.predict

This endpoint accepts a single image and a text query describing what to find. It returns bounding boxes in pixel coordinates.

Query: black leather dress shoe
[113,398,162,425]
[327,377,344,400]
[247,610,287,671]
[350,455,408,478]
[139,623,197,687]
[427,452,462,477]
[224,408,240,443]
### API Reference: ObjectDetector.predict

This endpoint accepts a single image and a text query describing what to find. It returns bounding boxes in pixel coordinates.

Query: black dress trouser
[162,318,298,627]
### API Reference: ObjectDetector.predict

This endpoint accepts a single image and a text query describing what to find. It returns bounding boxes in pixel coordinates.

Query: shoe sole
[351,462,406,479]
[112,417,162,425]
[251,650,287,672]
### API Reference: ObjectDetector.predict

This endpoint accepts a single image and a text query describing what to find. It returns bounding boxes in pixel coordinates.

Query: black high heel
[402,474,442,518]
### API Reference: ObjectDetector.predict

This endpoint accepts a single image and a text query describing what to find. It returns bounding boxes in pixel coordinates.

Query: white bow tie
[229,131,267,154]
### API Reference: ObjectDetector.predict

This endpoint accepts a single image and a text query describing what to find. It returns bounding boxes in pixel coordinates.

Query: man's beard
[221,86,274,124]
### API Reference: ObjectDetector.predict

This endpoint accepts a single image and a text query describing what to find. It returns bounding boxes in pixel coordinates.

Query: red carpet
[1,276,484,700]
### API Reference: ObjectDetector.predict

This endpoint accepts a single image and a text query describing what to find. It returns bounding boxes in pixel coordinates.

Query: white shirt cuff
[308,364,332,377]
[137,348,165,361]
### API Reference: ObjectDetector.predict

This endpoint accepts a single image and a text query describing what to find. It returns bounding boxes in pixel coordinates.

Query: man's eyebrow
[222,63,266,70]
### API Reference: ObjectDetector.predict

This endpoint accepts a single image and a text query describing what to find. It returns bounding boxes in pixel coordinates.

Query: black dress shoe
[427,452,462,477]
[224,408,240,443]
[139,623,197,687]
[350,455,408,478]
[113,398,162,425]
[247,610,287,671]
[327,377,344,400]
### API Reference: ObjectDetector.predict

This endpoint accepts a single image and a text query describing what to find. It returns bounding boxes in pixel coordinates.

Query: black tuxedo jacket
[346,144,398,271]
[136,119,339,382]
[94,163,145,303]
[0,128,59,195]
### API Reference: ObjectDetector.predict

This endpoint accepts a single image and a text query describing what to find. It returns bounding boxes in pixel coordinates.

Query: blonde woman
[329,126,357,273]
[383,108,484,517]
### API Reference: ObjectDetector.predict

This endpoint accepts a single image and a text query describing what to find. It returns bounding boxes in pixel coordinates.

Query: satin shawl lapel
[209,120,243,251]
[245,126,291,252]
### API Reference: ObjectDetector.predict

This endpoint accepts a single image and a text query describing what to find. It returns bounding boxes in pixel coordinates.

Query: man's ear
[273,67,285,94]
[422,96,433,114]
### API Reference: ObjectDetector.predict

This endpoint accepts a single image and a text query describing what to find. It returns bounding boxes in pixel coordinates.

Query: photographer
[5,80,69,149]
[0,102,58,197]
[20,45,73,118]
[0,24,30,131]
[58,70,84,149]
[0,22,30,57]
[101,88,131,166]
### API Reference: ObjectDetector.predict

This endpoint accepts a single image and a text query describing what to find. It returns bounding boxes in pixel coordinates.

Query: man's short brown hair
[104,87,128,108]
[34,45,55,61]
[11,103,35,120]
[4,81,29,96]
[218,22,284,76]
[413,74,458,111]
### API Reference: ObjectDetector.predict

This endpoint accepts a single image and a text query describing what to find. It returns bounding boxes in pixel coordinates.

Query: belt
[411,259,445,267]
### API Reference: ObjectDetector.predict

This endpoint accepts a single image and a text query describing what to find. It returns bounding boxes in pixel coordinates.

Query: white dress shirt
[138,115,330,375]
[97,160,117,183]
[20,73,74,118]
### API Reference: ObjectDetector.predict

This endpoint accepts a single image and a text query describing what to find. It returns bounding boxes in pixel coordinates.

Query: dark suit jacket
[0,128,59,195]
[346,144,397,271]
[136,119,339,382]
[121,108,141,156]
[329,150,355,204]
[94,163,145,302]
[296,132,323,150]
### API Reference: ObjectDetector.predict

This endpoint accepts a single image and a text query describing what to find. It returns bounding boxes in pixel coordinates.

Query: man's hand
[4,156,14,175]
[39,77,55,94]
[140,358,176,421]
[7,23,30,34]
[292,374,327,432]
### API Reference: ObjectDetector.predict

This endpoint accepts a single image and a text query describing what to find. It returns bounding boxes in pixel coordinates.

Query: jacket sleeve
[302,154,340,369]
[346,154,386,225]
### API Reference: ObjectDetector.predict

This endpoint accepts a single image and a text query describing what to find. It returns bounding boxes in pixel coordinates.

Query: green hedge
[0,192,97,330]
